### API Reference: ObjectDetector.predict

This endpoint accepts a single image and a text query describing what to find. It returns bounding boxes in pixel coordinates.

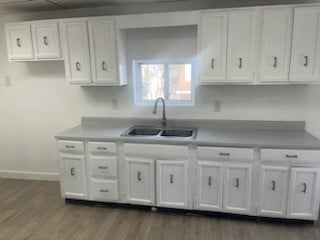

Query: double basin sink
[121,126,197,139]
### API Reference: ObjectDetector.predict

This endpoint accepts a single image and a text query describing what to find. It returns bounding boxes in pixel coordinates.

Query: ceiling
[0,0,184,13]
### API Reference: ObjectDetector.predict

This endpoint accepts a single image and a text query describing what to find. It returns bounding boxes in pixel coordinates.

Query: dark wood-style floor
[0,179,319,240]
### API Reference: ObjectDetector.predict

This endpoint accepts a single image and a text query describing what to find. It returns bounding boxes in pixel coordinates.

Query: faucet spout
[152,97,167,127]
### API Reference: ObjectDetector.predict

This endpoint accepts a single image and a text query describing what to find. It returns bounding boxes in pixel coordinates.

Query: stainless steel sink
[121,126,197,139]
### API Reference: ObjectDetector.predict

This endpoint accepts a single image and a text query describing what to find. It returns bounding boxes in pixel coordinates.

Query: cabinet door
[5,23,33,60]
[227,10,257,82]
[32,22,61,59]
[88,19,118,84]
[62,21,91,84]
[157,160,188,209]
[259,8,293,82]
[290,7,320,82]
[198,11,228,83]
[196,161,223,211]
[257,166,289,217]
[61,155,87,199]
[223,164,252,214]
[126,157,155,205]
[287,168,320,220]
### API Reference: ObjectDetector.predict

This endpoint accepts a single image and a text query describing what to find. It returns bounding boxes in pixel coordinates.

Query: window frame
[133,59,195,106]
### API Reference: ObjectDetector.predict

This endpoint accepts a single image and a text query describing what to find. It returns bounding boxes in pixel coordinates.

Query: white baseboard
[0,170,59,181]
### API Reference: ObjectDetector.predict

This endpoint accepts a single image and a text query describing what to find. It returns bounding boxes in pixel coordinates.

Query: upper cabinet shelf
[5,21,62,61]
[4,4,320,86]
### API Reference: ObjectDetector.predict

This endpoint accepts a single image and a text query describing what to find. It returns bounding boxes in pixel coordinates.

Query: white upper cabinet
[259,8,293,82]
[31,22,61,59]
[198,11,228,83]
[88,19,118,84]
[227,9,257,82]
[287,168,320,220]
[6,23,33,60]
[290,7,320,82]
[62,20,91,84]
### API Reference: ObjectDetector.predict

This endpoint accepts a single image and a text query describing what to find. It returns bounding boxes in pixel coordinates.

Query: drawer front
[90,156,117,178]
[89,179,118,201]
[124,143,188,159]
[58,140,84,154]
[197,146,254,161]
[260,149,320,162]
[88,142,116,155]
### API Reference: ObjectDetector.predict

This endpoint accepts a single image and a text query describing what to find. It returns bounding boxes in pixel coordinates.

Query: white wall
[0,5,311,180]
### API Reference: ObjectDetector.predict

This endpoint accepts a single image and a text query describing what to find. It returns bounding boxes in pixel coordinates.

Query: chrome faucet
[152,97,167,127]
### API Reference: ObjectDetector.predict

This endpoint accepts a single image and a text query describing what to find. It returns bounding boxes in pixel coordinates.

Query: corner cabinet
[62,18,127,86]
[6,21,61,61]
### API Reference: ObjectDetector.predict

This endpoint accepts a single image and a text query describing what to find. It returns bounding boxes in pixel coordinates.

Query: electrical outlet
[213,100,222,112]
[111,99,119,110]
[5,75,11,87]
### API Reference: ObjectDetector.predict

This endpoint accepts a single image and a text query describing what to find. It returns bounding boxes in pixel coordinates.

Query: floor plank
[0,179,319,240]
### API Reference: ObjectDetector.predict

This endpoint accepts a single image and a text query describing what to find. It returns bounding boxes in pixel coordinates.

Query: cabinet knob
[76,62,81,71]
[170,174,174,184]
[70,167,76,176]
[16,38,21,47]
[208,176,212,186]
[285,154,298,159]
[273,57,278,68]
[234,178,239,188]
[65,145,75,149]
[211,58,215,69]
[137,171,142,181]
[43,36,48,46]
[239,58,243,69]
[271,180,276,191]
[302,183,307,193]
[97,147,107,150]
[304,56,309,67]
[219,152,230,156]
[98,166,108,169]
[100,189,109,193]
[102,61,107,71]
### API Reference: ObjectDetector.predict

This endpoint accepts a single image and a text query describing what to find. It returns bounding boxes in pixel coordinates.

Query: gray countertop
[55,117,320,149]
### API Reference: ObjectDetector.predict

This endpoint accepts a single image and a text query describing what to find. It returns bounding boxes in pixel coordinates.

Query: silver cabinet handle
[43,36,48,46]
[98,166,108,169]
[137,171,142,181]
[302,183,307,193]
[170,174,174,184]
[211,58,215,69]
[70,168,75,176]
[239,58,243,69]
[235,178,239,188]
[65,145,75,149]
[97,147,107,150]
[219,152,230,156]
[273,57,278,68]
[76,62,81,71]
[208,176,212,186]
[304,56,308,67]
[16,38,21,47]
[271,180,276,191]
[100,189,109,193]
[102,61,107,71]
[286,154,298,159]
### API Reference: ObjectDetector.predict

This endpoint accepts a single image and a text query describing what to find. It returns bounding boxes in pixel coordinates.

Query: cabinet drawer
[197,146,254,161]
[58,140,84,154]
[260,149,320,162]
[88,142,116,155]
[89,179,118,201]
[124,143,188,159]
[89,156,117,178]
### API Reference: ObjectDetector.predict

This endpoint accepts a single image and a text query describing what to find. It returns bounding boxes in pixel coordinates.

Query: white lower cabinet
[61,155,87,199]
[257,166,289,217]
[125,157,155,205]
[196,161,223,211]
[287,168,320,220]
[156,160,188,209]
[223,163,252,214]
[89,179,119,202]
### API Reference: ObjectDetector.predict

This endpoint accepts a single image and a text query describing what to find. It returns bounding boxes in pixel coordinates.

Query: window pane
[140,64,164,100]
[168,64,192,101]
